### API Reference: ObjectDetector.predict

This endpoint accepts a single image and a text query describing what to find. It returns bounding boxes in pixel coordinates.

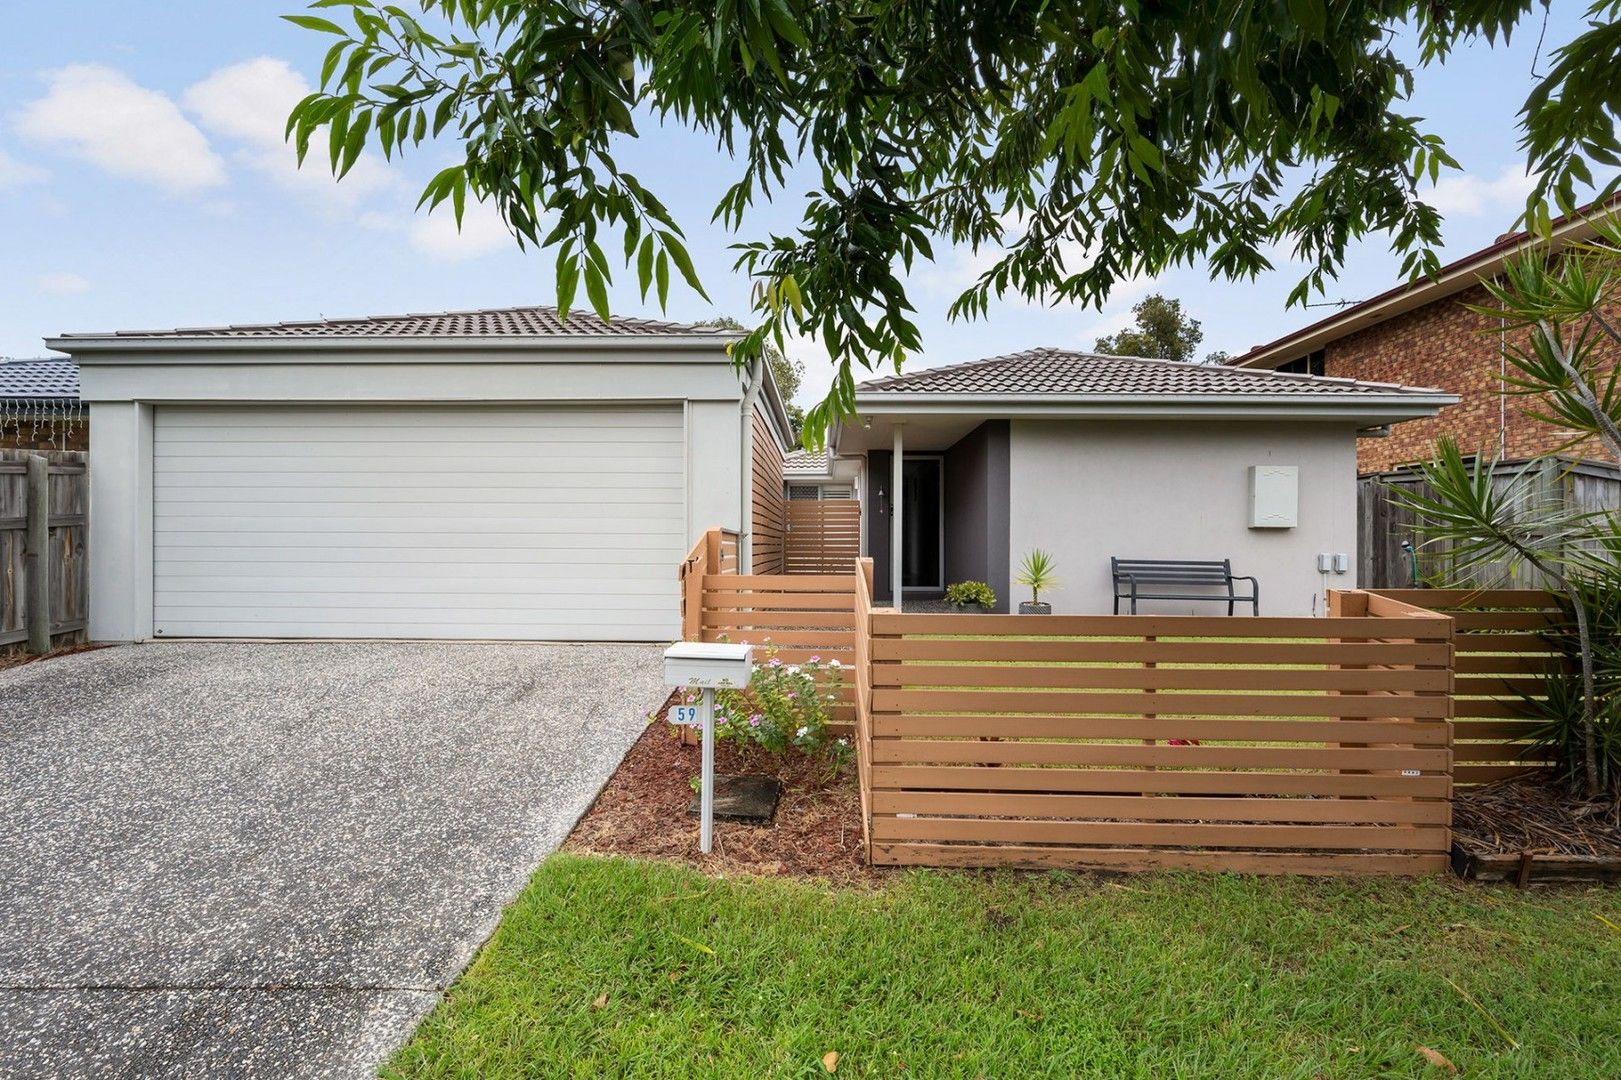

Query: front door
[901,456,943,591]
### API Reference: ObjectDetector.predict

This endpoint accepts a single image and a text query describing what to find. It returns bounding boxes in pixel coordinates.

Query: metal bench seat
[1110,557,1259,615]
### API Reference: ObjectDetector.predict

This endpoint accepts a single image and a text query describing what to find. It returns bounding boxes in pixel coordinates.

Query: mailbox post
[663,642,753,853]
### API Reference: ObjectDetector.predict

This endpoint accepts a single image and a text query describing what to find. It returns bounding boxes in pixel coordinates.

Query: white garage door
[153,404,686,641]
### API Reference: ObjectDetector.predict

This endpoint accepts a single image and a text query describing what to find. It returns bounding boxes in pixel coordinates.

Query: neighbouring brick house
[0,357,86,451]
[1230,202,1620,474]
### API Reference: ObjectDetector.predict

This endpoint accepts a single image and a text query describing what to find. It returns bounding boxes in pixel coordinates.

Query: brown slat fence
[857,578,1455,876]
[680,540,1474,876]
[785,500,861,574]
[1370,589,1565,785]
[681,526,858,726]
[1,450,88,650]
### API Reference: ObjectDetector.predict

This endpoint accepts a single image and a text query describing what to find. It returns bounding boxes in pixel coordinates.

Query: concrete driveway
[0,641,666,1078]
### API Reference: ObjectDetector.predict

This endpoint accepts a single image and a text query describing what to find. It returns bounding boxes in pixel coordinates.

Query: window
[788,483,855,500]
[1277,349,1325,376]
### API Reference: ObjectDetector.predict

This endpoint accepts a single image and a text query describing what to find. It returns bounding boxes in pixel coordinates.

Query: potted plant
[1016,549,1057,614]
[945,580,997,613]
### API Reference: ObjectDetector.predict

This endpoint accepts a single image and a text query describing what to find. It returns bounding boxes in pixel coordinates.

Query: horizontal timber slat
[872,790,1451,825]
[869,765,1452,798]
[869,739,1450,770]
[704,610,855,630]
[870,688,1452,718]
[872,662,1450,692]
[871,637,1451,666]
[872,817,1450,852]
[1368,588,1560,608]
[702,629,855,649]
[706,590,856,610]
[870,612,1452,639]
[870,714,1452,744]
[870,844,1449,875]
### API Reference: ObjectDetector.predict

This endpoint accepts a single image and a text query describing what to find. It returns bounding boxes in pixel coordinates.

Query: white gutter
[849,392,1457,424]
[44,333,743,356]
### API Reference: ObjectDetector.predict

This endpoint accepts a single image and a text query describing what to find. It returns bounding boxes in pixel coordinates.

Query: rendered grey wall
[1007,420,1358,616]
[75,347,746,641]
[943,421,1010,612]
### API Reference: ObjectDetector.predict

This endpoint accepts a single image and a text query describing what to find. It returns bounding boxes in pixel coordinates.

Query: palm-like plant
[1393,439,1612,794]
[1015,549,1058,606]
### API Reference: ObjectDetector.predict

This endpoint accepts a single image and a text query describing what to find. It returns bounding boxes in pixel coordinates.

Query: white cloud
[1426,165,1538,217]
[181,57,401,212]
[408,198,516,261]
[0,147,48,190]
[15,64,225,192]
[36,271,90,295]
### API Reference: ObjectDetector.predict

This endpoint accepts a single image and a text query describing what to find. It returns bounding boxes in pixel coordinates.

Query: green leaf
[282,13,350,36]
[655,249,670,308]
[556,247,579,320]
[338,108,371,178]
[637,234,655,300]
[583,259,611,321]
[658,231,709,300]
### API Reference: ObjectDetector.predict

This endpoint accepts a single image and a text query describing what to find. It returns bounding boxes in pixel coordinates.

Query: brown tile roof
[58,305,733,341]
[857,347,1444,397]
[1229,193,1621,369]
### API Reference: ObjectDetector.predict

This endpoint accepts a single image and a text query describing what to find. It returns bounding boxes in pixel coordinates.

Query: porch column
[891,422,904,608]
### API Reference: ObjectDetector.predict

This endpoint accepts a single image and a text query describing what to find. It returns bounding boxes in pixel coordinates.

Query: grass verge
[385,855,1620,1079]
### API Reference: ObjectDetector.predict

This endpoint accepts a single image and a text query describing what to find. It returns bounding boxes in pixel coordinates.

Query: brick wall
[1322,283,1617,474]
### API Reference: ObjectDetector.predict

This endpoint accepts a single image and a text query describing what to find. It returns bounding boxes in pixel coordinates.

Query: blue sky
[0,2,1603,407]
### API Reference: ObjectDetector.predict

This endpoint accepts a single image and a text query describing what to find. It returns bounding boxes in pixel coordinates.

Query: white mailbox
[663,642,753,688]
[663,641,754,856]
[1247,465,1299,529]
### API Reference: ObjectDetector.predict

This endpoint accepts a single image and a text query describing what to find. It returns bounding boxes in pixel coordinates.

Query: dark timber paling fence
[1359,456,1619,589]
[0,450,88,652]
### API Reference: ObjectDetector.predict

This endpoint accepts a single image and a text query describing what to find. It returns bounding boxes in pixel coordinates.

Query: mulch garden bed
[1451,777,1621,884]
[0,641,105,673]
[565,695,879,883]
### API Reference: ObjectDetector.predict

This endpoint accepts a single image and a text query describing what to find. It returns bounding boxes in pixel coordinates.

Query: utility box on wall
[1248,465,1299,528]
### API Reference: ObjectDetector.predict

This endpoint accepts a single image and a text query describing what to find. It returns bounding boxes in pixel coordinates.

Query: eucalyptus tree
[282,1,1621,442]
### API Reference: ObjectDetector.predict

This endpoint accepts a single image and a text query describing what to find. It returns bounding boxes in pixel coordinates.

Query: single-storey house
[832,348,1455,615]
[49,306,1453,642]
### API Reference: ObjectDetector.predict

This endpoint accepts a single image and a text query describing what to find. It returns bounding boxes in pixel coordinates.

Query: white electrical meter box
[1247,465,1299,528]
[663,642,753,688]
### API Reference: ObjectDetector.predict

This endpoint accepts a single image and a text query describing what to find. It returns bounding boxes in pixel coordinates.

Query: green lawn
[386,855,1620,1079]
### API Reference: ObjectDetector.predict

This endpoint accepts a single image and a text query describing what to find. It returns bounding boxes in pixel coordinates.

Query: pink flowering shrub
[681,644,849,769]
